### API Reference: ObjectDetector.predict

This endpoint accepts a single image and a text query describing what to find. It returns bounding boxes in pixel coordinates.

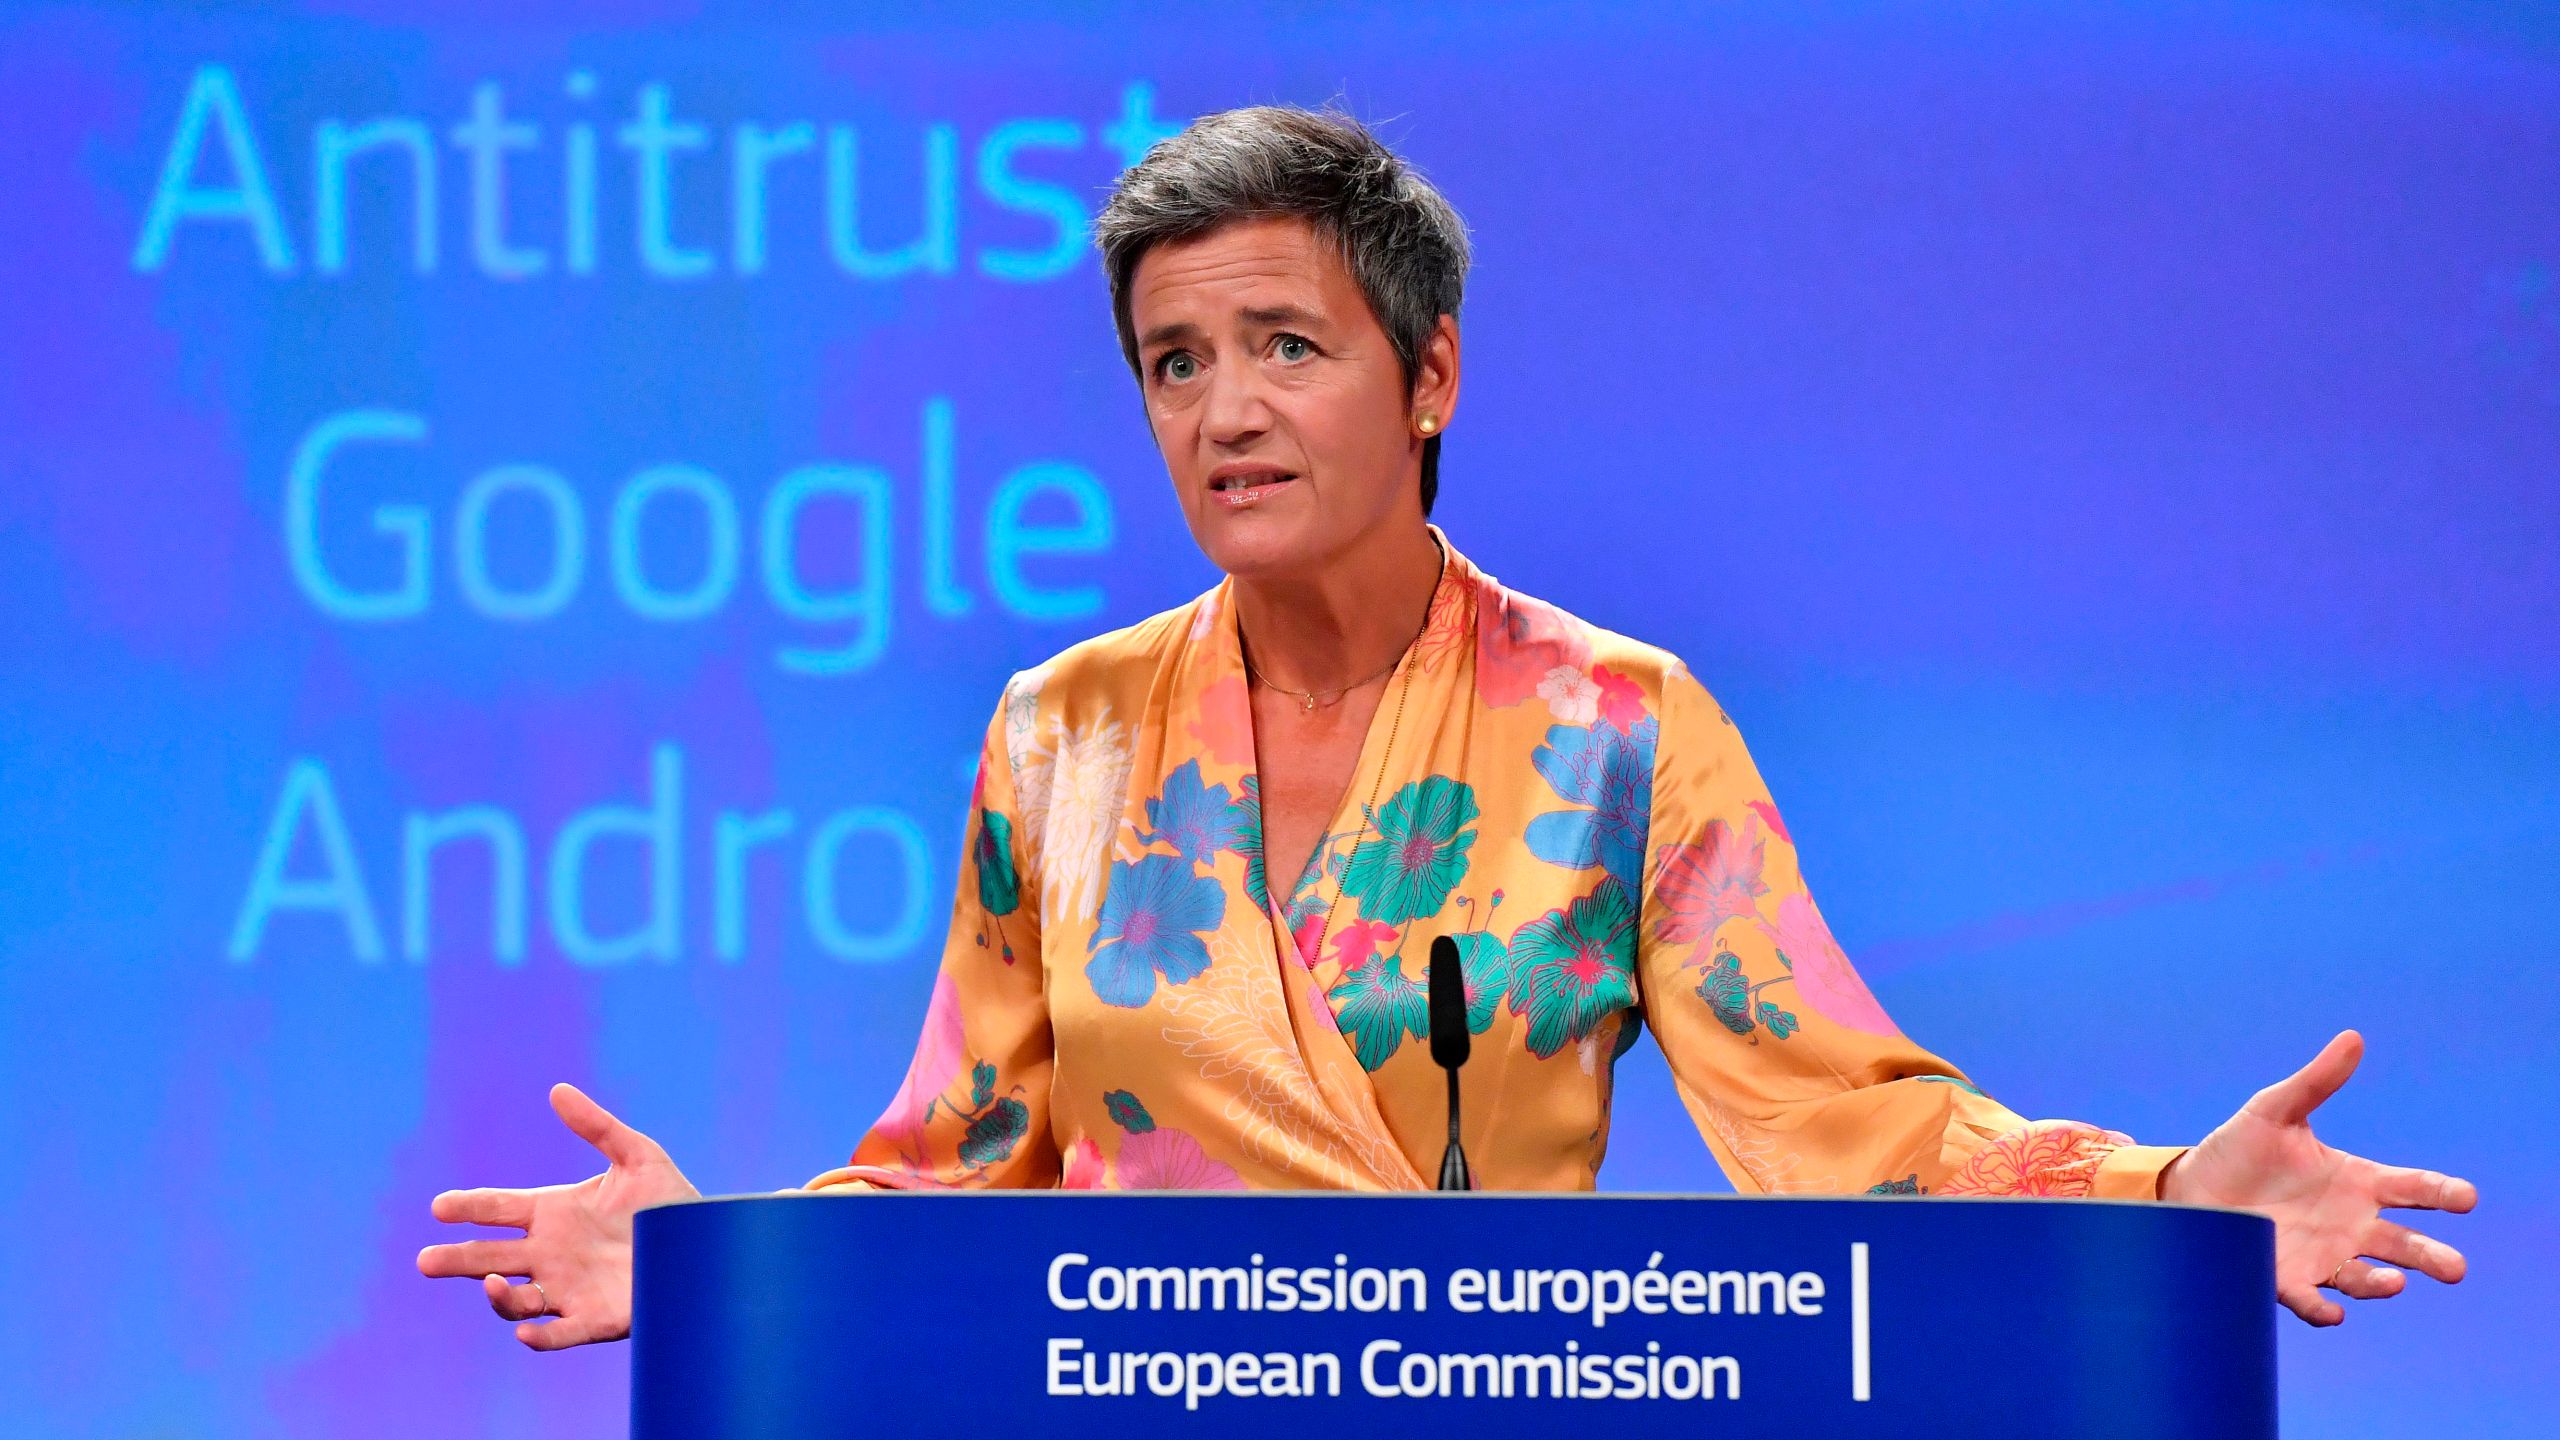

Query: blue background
[1,2,2552,1434]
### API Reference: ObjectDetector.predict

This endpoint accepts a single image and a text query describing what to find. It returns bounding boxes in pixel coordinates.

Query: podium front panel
[632,1192,2273,1438]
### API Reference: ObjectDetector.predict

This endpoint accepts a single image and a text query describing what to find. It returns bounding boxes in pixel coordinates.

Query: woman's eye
[1159,352,1197,382]
[1274,335,1312,362]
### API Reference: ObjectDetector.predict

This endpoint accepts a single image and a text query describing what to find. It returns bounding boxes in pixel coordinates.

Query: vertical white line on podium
[1850,1241,1871,1401]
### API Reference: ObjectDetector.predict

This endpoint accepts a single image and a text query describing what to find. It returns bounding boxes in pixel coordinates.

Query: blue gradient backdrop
[2,2,2553,1435]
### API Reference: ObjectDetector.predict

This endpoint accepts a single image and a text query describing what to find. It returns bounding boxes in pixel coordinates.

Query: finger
[430,1187,535,1229]
[2245,1029,2362,1127]
[551,1083,660,1170]
[517,1314,603,1351]
[483,1272,549,1322]
[2372,1164,2478,1214]
[2324,1259,2406,1302]
[2277,1281,2344,1327]
[417,1238,531,1279]
[2361,1219,2468,1285]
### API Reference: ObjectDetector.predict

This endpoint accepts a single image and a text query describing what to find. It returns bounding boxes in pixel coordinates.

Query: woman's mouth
[1210,472,1298,507]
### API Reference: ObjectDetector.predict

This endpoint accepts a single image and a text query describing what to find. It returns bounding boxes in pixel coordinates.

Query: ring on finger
[529,1280,550,1317]
[2324,1260,2348,1289]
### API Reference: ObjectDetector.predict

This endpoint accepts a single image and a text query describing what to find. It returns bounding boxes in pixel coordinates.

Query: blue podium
[631,1192,2274,1438]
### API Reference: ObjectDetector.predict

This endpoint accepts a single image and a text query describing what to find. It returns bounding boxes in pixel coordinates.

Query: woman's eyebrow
[1137,319,1203,350]
[1238,303,1322,329]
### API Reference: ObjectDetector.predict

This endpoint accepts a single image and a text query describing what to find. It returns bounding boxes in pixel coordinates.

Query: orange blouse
[805,531,2186,1198]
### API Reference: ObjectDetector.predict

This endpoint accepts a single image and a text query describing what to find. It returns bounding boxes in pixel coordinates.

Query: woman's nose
[1198,368,1275,445]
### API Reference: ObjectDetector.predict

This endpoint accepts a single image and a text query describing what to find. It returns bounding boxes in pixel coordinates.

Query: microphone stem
[1439,1066,1471,1191]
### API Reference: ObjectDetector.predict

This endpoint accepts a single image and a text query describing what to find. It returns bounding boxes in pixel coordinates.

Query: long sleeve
[1633,664,2186,1199]
[803,679,1059,1191]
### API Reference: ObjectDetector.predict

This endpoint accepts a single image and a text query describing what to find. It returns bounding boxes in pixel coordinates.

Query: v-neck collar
[1103,527,1486,1192]
[1220,529,1476,961]
[1197,532,1478,1192]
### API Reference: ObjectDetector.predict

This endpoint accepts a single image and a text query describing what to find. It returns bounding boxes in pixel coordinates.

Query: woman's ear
[1412,314,1462,435]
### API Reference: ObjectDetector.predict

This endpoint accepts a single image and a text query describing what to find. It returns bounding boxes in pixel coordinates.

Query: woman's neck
[1232,522,1444,693]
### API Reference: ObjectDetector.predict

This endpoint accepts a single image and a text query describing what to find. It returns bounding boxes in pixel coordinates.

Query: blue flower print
[1086,854,1226,1007]
[1525,715,1657,893]
[1139,759,1250,872]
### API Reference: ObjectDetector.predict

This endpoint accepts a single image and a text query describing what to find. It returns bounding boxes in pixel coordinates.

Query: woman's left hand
[2158,1029,2476,1326]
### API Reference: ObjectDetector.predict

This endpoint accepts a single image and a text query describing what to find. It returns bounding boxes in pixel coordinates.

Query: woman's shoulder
[992,586,1217,722]
[1473,566,1727,729]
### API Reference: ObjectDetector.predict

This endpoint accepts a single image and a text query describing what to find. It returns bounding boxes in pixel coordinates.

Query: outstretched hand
[417,1084,699,1349]
[2160,1030,2476,1326]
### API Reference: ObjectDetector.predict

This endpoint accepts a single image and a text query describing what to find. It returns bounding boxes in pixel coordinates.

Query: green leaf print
[958,1098,1029,1168]
[1698,950,1801,1043]
[1333,952,1430,1071]
[1504,880,1639,1058]
[974,809,1021,917]
[1700,952,1754,1035]
[1339,776,1481,925]
[1451,930,1512,1034]
[1104,1089,1156,1134]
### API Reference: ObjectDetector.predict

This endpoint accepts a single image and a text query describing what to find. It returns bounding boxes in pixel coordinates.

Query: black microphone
[1428,935,1474,1191]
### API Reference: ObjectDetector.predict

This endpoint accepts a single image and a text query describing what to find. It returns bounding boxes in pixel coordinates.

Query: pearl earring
[1418,413,1438,434]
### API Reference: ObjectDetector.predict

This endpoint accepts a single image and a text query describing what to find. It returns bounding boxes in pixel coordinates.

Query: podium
[631,1192,2274,1438]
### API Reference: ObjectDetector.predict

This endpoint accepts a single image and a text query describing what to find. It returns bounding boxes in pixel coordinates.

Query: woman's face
[1129,215,1456,581]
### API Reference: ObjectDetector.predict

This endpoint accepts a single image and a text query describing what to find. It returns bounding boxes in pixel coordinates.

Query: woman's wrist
[2157,1150,2190,1203]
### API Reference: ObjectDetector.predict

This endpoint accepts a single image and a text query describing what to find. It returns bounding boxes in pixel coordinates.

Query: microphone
[1428,935,1474,1191]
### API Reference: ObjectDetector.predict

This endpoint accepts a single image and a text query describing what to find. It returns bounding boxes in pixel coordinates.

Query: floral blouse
[802,531,2187,1198]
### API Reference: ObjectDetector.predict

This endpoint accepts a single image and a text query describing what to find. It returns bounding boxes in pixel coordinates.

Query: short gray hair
[1095,105,1472,514]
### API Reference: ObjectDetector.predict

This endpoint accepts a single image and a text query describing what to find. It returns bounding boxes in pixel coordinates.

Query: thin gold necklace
[1242,649,1407,714]
[1240,546,1447,714]
[1266,542,1448,970]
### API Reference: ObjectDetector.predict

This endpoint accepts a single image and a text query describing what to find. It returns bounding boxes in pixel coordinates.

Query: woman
[420,105,2474,1349]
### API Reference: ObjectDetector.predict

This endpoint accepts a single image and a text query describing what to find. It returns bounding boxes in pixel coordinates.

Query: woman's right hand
[417,1083,700,1350]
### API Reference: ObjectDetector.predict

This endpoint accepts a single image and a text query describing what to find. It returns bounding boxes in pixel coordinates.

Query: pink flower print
[1591,665,1646,733]
[1538,666,1601,724]
[1327,917,1397,973]
[1408,559,1477,670]
[1763,892,1899,1037]
[1115,1127,1246,1190]
[1189,674,1254,767]
[1747,798,1790,846]
[1476,580,1593,709]
[1290,911,1325,969]
[866,971,967,1155]
[1061,1135,1110,1189]
[1652,817,1770,945]
[1941,1121,2135,1197]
